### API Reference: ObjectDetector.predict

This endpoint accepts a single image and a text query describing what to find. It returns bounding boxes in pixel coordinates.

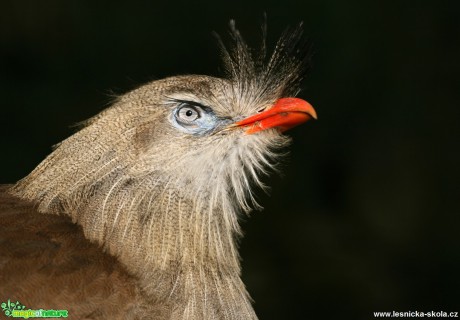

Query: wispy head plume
[214,19,312,108]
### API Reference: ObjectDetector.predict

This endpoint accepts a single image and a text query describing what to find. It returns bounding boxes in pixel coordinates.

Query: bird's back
[0,185,160,319]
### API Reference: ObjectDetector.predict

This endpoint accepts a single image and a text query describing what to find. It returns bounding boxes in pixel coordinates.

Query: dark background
[1,1,459,319]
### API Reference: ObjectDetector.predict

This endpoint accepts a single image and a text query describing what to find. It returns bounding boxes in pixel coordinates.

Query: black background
[1,1,459,319]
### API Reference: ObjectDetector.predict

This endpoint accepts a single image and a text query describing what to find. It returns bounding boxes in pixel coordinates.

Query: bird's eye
[176,105,201,124]
[170,100,219,135]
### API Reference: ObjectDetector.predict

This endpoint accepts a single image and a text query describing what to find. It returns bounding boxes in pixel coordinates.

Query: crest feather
[215,19,312,103]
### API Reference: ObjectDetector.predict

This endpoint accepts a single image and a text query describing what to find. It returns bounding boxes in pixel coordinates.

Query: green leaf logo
[1,299,26,317]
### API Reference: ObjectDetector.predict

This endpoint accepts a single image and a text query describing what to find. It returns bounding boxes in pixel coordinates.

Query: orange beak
[235,97,317,134]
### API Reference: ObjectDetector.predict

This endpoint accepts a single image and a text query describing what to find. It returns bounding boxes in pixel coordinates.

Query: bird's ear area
[132,120,159,153]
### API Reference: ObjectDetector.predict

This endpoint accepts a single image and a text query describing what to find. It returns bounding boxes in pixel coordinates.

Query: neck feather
[10,132,257,319]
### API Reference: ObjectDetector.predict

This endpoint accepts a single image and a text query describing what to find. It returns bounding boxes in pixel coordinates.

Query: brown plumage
[0,22,315,319]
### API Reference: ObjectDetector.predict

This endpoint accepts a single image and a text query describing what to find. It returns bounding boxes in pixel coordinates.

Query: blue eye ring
[169,99,219,135]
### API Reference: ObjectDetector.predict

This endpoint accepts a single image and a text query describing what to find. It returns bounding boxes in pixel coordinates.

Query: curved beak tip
[236,97,317,134]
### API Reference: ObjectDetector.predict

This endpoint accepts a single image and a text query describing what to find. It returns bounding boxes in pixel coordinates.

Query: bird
[0,21,316,319]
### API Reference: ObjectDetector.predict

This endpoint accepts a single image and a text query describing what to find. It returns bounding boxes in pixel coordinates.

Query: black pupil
[186,109,193,117]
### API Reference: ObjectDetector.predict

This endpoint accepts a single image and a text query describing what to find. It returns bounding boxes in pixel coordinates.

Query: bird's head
[105,73,316,213]
[12,22,316,267]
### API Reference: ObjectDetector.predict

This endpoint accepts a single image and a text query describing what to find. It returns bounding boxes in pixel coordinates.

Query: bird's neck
[10,118,261,318]
[81,188,257,319]
[12,173,257,319]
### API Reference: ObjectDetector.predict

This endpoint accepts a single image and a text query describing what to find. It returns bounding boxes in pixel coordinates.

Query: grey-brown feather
[0,185,159,320]
[3,23,311,319]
